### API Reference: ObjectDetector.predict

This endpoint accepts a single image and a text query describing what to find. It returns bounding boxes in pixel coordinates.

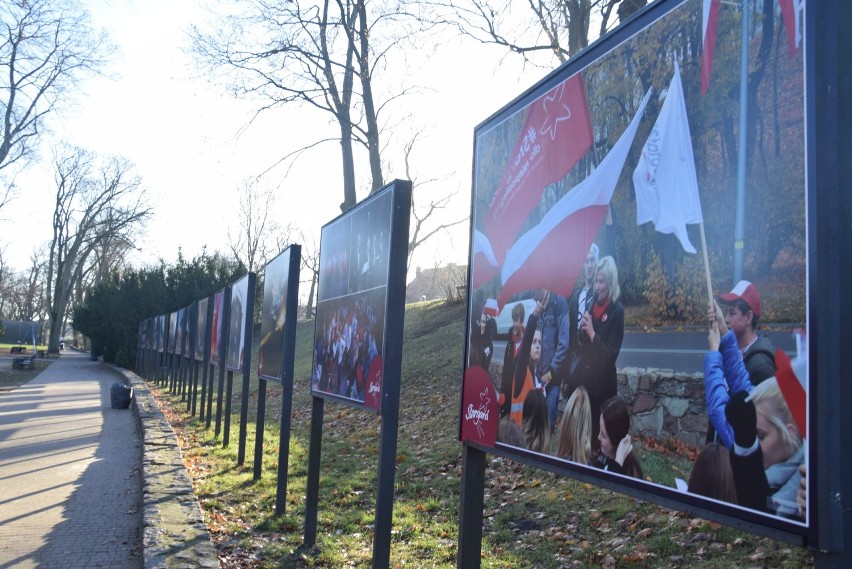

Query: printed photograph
[227,275,251,371]
[463,0,808,525]
[168,311,178,355]
[211,290,224,365]
[259,249,294,380]
[311,287,387,405]
[196,298,208,361]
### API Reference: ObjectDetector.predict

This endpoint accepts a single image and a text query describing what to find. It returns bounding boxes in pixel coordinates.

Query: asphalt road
[492,326,801,375]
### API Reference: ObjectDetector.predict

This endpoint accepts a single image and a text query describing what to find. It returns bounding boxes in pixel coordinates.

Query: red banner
[482,74,593,267]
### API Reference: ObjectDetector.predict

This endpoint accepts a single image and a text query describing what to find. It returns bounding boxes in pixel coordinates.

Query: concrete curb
[112,366,220,569]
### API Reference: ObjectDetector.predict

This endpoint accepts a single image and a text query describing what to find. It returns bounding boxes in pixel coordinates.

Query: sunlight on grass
[150,300,814,568]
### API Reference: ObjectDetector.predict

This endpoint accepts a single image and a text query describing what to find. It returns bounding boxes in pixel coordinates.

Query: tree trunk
[339,116,358,212]
[356,0,384,193]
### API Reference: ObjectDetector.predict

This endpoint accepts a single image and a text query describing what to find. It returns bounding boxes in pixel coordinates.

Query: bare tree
[192,0,423,212]
[0,247,45,321]
[0,0,107,210]
[400,130,467,273]
[45,146,151,353]
[226,178,283,273]
[299,232,321,320]
[424,0,641,66]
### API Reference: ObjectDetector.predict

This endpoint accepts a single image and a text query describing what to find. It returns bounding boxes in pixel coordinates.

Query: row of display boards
[136,180,411,567]
[133,1,850,566]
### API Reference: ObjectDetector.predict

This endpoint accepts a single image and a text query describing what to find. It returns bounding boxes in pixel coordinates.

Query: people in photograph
[705,317,805,519]
[469,293,496,372]
[556,386,592,465]
[594,397,643,479]
[706,281,776,444]
[499,302,526,418]
[687,443,738,503]
[724,379,805,519]
[522,388,551,453]
[498,416,527,448]
[313,293,384,402]
[532,288,569,434]
[718,280,776,383]
[567,243,600,363]
[508,303,545,427]
[568,256,625,451]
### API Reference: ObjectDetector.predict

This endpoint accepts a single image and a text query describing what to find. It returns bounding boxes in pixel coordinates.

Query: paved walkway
[0,351,143,569]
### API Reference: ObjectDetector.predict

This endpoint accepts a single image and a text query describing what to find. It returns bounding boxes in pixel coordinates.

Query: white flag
[632,61,703,253]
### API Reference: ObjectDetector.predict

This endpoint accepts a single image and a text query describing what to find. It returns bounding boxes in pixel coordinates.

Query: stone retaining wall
[112,366,220,569]
[617,367,708,448]
[491,361,709,448]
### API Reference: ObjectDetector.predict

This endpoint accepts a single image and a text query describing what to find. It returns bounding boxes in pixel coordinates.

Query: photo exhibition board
[168,311,178,355]
[226,275,251,372]
[196,297,209,362]
[460,0,810,538]
[310,184,397,411]
[156,314,165,353]
[259,248,296,381]
[210,289,225,366]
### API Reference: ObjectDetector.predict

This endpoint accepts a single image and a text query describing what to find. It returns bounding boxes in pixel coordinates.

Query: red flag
[779,0,802,55]
[482,74,593,266]
[498,89,652,306]
[773,349,807,437]
[701,0,722,95]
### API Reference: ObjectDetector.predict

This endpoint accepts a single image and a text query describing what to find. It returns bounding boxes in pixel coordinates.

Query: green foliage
[642,250,707,324]
[73,250,245,367]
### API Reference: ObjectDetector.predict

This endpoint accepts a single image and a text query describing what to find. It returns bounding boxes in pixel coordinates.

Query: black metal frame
[458,0,849,564]
[303,179,412,569]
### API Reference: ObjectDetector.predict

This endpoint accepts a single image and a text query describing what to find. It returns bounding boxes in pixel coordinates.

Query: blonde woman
[571,255,624,450]
[556,386,592,464]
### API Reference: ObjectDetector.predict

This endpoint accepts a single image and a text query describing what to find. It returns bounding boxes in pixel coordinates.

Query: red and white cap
[719,280,762,318]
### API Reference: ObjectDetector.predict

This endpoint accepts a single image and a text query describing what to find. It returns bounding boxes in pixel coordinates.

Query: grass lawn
[149,299,813,568]
[0,357,53,391]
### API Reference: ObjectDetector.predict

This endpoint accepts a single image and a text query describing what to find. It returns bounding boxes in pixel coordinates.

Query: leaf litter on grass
[150,300,814,568]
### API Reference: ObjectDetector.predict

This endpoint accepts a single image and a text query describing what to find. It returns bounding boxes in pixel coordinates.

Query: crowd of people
[480,244,806,521]
[489,244,642,479]
[312,292,384,403]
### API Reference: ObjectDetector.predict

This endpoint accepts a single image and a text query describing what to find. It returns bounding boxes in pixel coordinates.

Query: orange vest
[509,368,535,427]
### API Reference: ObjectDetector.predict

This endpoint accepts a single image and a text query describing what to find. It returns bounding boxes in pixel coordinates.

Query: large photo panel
[462,0,808,534]
[227,275,252,371]
[211,289,225,366]
[196,297,209,362]
[259,247,297,381]
[311,185,397,411]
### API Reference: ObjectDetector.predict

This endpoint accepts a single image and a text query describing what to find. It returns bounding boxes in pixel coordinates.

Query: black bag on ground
[110,382,133,409]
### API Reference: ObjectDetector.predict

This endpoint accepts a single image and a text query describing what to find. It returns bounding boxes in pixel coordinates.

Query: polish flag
[701,0,722,95]
[482,74,594,267]
[497,89,653,306]
[633,62,703,254]
[471,229,499,290]
[779,0,803,55]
